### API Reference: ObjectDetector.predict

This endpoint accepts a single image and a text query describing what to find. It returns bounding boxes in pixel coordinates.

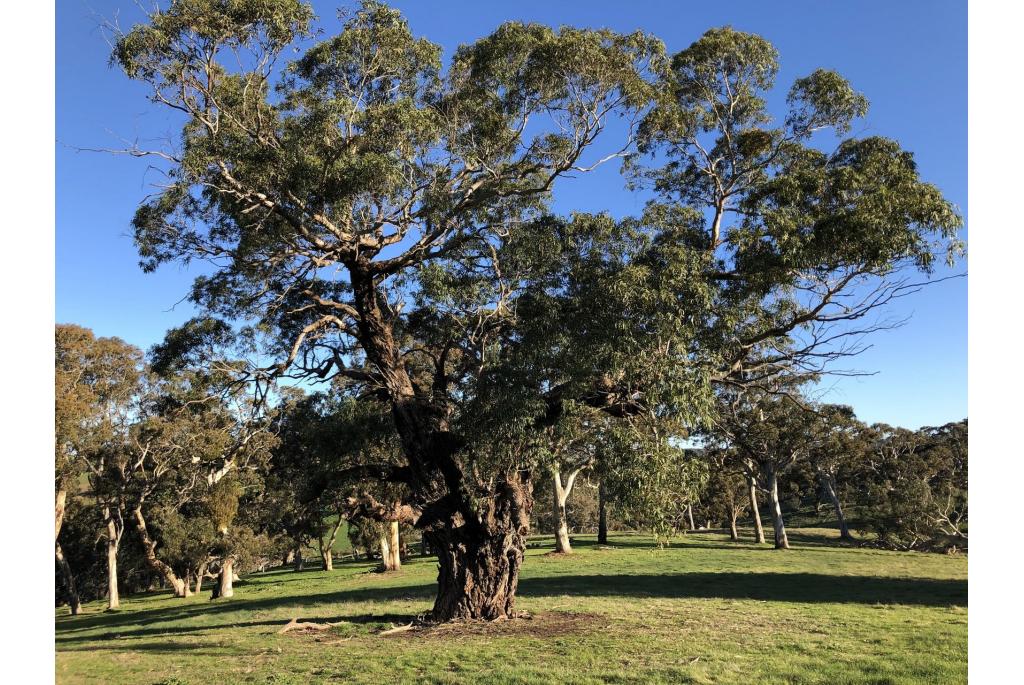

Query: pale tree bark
[131,506,188,597]
[765,465,790,550]
[103,507,123,610]
[552,467,584,554]
[597,479,608,545]
[55,489,82,615]
[379,532,391,570]
[746,474,767,544]
[194,561,208,595]
[819,472,853,541]
[212,558,234,599]
[387,521,401,571]
[55,489,67,540]
[321,548,333,572]
[376,521,401,572]
[318,516,345,572]
[685,504,696,532]
[729,508,740,541]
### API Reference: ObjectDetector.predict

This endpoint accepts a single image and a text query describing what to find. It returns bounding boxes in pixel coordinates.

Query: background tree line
[56,320,966,614]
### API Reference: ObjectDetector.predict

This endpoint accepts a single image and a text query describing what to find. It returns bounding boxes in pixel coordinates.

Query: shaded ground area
[56,528,967,684]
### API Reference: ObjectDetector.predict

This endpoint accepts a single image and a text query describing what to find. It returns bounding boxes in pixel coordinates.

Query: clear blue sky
[56,0,967,430]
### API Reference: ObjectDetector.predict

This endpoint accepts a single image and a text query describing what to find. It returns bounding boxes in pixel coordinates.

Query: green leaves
[113,0,314,80]
[786,69,869,136]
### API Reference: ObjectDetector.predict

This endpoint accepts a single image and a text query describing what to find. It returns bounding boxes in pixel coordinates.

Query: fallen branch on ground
[378,623,415,636]
[277,617,346,634]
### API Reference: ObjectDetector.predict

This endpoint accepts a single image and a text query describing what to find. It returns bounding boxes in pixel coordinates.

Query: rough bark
[131,506,187,597]
[429,527,525,621]
[597,479,608,545]
[820,473,853,540]
[747,474,767,544]
[765,466,790,550]
[423,471,533,621]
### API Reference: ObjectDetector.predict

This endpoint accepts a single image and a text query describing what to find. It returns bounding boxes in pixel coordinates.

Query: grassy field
[55,527,967,685]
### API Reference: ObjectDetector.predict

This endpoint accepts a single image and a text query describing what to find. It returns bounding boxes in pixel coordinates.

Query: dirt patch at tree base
[290,611,605,644]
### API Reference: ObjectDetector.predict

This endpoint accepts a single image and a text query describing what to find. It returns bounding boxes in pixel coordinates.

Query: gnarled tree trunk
[353,275,535,621]
[765,466,790,550]
[421,471,533,621]
[747,474,766,544]
[429,528,525,621]
[131,506,187,597]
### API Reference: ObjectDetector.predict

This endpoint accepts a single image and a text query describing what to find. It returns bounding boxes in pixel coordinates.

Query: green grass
[55,527,967,685]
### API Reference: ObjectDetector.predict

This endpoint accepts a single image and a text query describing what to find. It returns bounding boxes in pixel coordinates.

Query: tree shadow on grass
[55,582,435,637]
[517,572,966,607]
[57,569,964,650]
[57,612,415,649]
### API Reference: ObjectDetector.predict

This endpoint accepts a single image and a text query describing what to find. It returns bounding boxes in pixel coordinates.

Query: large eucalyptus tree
[110,2,961,620]
[112,0,668,620]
